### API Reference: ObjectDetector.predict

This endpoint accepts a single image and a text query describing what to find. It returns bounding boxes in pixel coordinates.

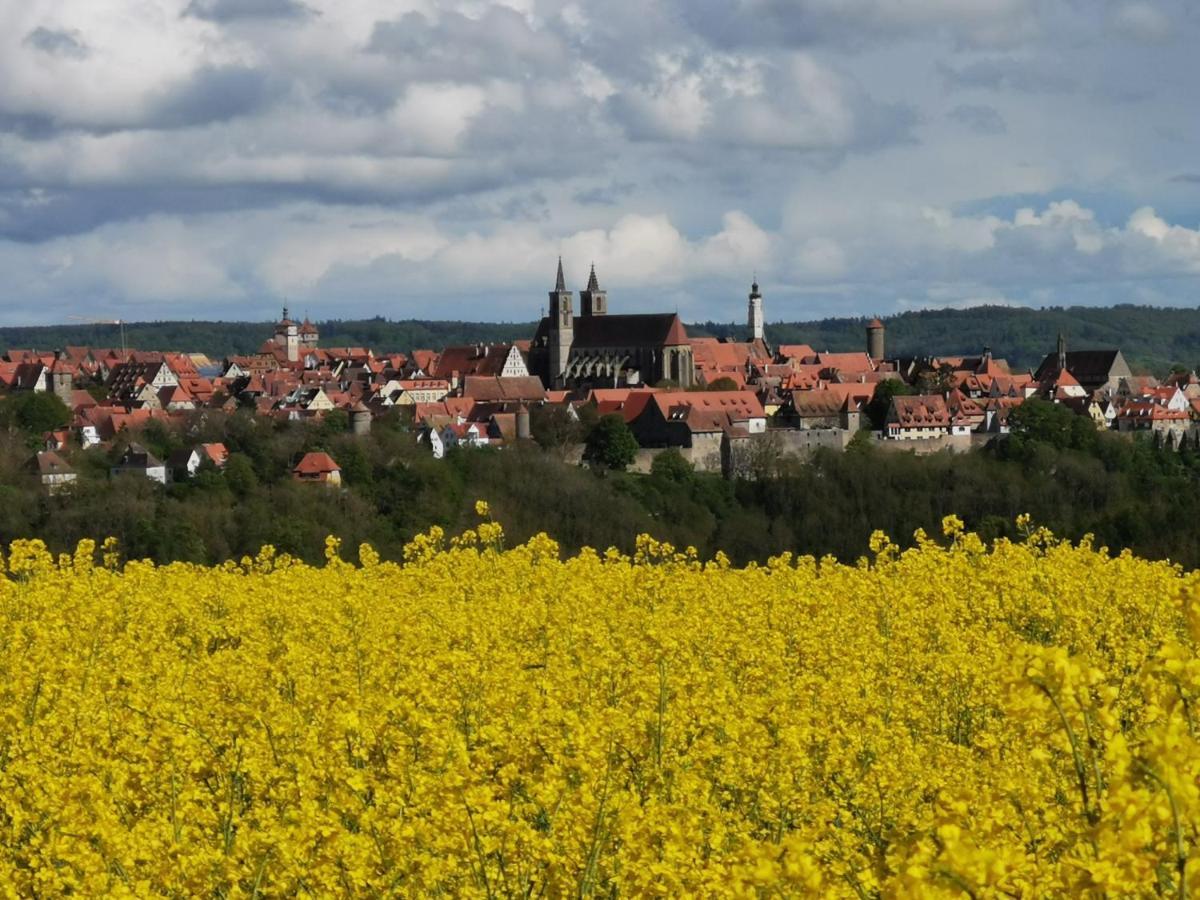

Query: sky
[1,0,1199,326]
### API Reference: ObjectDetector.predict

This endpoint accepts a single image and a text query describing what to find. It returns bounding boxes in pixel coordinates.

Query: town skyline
[2,1,1199,326]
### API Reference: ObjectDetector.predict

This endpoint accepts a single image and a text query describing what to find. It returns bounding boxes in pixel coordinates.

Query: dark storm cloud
[1169,173,1200,184]
[0,112,65,140]
[183,0,313,23]
[23,27,89,59]
[0,185,302,243]
[149,65,280,129]
[0,65,278,136]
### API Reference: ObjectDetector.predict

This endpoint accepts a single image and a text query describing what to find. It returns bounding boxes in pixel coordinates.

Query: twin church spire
[549,259,607,322]
[548,259,763,339]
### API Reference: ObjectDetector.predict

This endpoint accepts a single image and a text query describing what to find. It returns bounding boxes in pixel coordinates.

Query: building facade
[528,262,695,390]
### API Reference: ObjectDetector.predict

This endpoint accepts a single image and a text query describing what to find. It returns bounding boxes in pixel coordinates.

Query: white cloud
[0,204,776,323]
[0,0,1199,323]
[609,50,906,151]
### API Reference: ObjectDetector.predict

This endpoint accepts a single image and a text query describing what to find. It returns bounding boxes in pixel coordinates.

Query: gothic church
[528,261,695,390]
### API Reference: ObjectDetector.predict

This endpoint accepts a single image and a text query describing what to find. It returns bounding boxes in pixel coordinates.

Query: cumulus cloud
[367,8,567,82]
[0,0,1198,323]
[23,27,88,59]
[183,0,313,23]
[608,51,913,151]
[678,0,1041,49]
[0,203,775,324]
[842,200,1200,291]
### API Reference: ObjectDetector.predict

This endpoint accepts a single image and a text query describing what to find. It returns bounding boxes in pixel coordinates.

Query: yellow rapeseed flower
[0,517,1194,896]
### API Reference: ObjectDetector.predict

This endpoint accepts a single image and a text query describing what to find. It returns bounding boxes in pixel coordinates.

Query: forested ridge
[4,303,1200,373]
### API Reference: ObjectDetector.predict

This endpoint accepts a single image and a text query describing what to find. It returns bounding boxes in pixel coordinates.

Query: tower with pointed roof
[274,306,299,363]
[49,352,74,405]
[530,257,694,389]
[580,264,607,316]
[747,279,764,342]
[548,258,574,386]
[299,316,319,350]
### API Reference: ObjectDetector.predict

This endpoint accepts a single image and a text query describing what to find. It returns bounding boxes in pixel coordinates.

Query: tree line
[3,392,1200,568]
[5,303,1200,373]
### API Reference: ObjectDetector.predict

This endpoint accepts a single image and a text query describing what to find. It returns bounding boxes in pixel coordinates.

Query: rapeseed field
[0,512,1196,896]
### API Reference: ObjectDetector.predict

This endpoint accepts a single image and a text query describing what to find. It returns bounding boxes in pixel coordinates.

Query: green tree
[584,414,639,471]
[1007,398,1097,453]
[530,404,582,457]
[224,453,259,497]
[336,440,372,490]
[321,408,350,437]
[140,418,181,460]
[865,379,914,430]
[915,363,956,395]
[0,392,70,435]
[705,377,739,392]
[650,448,694,483]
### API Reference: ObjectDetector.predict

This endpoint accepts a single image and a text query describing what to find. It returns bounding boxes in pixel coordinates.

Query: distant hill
[712,304,1200,374]
[2,304,1198,375]
[0,318,535,362]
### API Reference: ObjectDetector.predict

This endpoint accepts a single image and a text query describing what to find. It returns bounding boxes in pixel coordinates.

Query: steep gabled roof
[35,450,74,477]
[814,352,875,375]
[293,451,340,475]
[115,442,164,469]
[1033,349,1130,384]
[461,376,547,403]
[430,344,518,379]
[776,344,817,363]
[593,389,659,423]
[533,313,690,349]
[889,395,951,428]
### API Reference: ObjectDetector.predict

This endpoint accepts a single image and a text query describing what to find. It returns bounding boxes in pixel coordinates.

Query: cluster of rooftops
[6,265,1196,488]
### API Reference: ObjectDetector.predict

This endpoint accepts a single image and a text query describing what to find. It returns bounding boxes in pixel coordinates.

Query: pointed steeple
[580,261,607,316]
[548,257,574,385]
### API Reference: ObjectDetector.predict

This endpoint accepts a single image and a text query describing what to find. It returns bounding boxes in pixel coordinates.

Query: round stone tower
[350,401,372,437]
[866,318,885,360]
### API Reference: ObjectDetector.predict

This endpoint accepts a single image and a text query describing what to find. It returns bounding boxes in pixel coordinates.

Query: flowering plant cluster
[0,515,1197,896]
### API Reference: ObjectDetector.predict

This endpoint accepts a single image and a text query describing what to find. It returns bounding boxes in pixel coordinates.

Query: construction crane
[67,316,127,357]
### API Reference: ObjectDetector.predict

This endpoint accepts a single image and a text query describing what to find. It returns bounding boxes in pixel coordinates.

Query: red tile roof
[890,395,951,428]
[461,375,546,402]
[293,451,340,475]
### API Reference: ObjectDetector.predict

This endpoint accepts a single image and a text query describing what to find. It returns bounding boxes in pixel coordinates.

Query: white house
[111,443,168,485]
[35,451,77,494]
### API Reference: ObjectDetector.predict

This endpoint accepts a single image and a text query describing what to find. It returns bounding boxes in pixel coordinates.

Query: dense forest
[4,303,1200,374]
[4,393,1200,569]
